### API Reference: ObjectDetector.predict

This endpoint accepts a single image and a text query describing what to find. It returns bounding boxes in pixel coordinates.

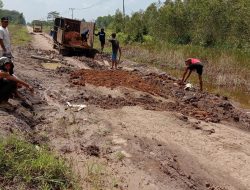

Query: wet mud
[69,69,250,129]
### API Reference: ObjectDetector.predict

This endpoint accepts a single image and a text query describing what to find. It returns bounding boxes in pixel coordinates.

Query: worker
[109,33,121,70]
[95,28,106,53]
[50,28,54,38]
[0,57,33,104]
[81,29,89,45]
[0,17,12,58]
[180,58,203,91]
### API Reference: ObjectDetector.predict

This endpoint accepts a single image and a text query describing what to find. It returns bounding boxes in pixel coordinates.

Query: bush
[0,137,78,190]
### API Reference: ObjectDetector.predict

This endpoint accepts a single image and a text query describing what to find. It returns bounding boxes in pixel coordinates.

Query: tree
[143,3,159,36]
[125,11,146,42]
[17,13,26,25]
[0,0,3,9]
[112,10,124,33]
[0,10,26,25]
[96,15,114,28]
[94,0,250,48]
[47,11,60,21]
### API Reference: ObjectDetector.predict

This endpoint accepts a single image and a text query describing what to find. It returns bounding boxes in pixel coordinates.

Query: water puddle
[41,62,62,70]
[167,68,250,109]
[207,86,250,109]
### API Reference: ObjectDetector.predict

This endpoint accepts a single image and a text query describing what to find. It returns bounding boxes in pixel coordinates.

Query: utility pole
[123,0,125,17]
[69,8,75,19]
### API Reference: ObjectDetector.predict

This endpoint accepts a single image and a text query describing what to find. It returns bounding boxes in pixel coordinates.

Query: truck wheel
[53,44,57,49]
[59,48,68,56]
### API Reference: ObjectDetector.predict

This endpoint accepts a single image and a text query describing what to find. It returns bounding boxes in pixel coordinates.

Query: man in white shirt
[0,17,12,58]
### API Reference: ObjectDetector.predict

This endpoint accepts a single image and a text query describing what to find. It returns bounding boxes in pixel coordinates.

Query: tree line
[96,0,250,49]
[0,0,26,25]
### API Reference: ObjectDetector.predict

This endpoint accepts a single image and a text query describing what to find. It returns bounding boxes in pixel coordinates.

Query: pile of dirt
[64,31,82,46]
[134,72,250,127]
[69,69,250,128]
[64,31,80,40]
[94,53,112,63]
[70,69,162,96]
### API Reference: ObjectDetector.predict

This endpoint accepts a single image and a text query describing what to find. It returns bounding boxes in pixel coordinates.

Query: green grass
[0,137,78,190]
[8,24,32,46]
[115,151,125,161]
[86,161,105,189]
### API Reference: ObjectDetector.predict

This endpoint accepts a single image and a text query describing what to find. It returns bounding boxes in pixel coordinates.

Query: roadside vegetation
[0,137,78,190]
[0,0,31,46]
[9,24,31,46]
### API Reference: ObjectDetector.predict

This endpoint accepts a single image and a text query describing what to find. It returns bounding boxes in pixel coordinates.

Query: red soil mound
[70,69,162,96]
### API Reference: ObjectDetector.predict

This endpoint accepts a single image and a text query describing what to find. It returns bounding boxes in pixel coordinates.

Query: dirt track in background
[0,31,250,190]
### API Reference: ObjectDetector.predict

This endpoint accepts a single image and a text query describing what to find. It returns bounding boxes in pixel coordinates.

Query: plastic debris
[66,102,87,111]
[184,83,193,90]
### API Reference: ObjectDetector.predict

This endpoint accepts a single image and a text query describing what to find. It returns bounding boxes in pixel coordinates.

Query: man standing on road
[109,33,121,70]
[95,28,106,53]
[179,58,204,91]
[0,17,12,58]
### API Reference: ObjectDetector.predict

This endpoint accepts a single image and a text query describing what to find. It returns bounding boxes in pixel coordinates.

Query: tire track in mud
[122,136,229,190]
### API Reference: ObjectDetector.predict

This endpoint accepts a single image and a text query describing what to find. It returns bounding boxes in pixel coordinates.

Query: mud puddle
[41,62,63,70]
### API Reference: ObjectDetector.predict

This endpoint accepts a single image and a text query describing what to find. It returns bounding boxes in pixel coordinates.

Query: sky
[2,0,158,23]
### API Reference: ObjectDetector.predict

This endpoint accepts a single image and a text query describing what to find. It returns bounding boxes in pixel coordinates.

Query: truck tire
[53,43,57,49]
[59,47,68,56]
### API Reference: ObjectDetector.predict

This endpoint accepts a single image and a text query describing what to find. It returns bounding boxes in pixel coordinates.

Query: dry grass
[85,160,118,190]
[122,44,250,107]
[116,151,126,161]
[123,45,249,89]
[123,43,250,91]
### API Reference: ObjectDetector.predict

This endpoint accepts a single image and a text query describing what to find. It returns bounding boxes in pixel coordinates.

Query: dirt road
[1,30,250,190]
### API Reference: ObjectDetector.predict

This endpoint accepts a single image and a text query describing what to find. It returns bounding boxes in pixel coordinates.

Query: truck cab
[33,20,43,33]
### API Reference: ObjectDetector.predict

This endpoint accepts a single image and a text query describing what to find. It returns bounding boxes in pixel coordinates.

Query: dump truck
[53,17,98,57]
[33,20,43,33]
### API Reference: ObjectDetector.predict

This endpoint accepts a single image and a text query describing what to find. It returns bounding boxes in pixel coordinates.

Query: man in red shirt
[180,58,203,91]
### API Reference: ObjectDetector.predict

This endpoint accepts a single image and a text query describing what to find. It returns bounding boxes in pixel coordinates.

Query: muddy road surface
[0,31,250,190]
